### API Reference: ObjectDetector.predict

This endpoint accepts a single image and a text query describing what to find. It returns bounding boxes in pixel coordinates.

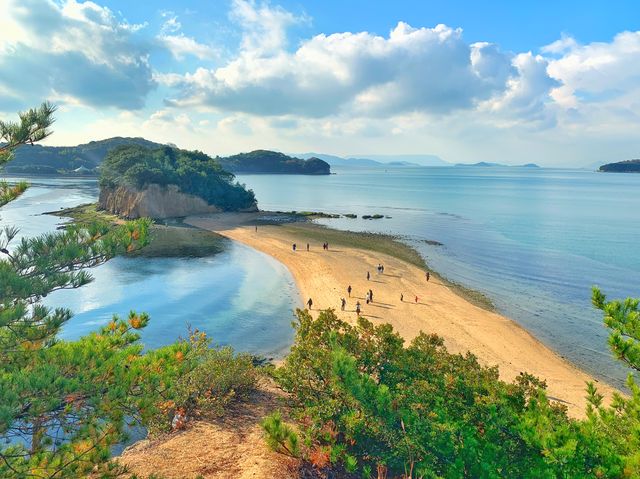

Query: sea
[2,166,639,388]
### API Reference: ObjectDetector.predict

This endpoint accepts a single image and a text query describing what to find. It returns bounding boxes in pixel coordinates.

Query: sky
[1,0,639,166]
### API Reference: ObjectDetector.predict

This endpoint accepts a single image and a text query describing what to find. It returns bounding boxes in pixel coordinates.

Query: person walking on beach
[369,289,373,302]
[400,293,404,302]
[355,301,361,315]
[426,271,430,282]
[292,243,296,251]
[415,295,419,303]
[367,271,370,281]
[381,264,385,274]
[307,243,310,251]
[341,298,346,311]
[307,298,313,309]
[347,285,352,297]
[255,225,258,232]
[365,292,370,304]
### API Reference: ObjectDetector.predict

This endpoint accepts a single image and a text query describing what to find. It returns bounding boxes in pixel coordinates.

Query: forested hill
[217,150,330,175]
[4,137,331,175]
[599,159,640,172]
[5,137,163,175]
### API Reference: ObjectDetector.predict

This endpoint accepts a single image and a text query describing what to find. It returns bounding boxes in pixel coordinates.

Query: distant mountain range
[454,162,540,168]
[296,153,447,167]
[4,138,330,176]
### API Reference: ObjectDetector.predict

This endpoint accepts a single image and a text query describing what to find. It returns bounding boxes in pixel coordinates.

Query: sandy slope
[119,381,298,479]
[186,212,618,418]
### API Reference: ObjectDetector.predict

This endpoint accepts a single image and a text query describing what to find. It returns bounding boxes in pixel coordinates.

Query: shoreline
[186,211,618,418]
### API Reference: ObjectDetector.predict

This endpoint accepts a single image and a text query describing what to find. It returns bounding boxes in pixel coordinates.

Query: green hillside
[4,137,330,175]
[218,150,330,174]
[100,145,256,211]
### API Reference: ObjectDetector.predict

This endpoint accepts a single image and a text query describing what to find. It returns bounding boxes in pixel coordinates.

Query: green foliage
[590,287,640,477]
[218,150,330,175]
[99,145,256,211]
[0,179,28,206]
[4,136,163,175]
[274,309,626,478]
[147,332,259,433]
[261,412,300,457]
[0,111,188,478]
[0,102,56,167]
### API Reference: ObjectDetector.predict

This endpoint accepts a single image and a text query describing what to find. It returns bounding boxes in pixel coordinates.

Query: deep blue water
[236,166,640,388]
[0,177,298,356]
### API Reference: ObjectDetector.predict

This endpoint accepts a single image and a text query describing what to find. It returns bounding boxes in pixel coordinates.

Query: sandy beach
[186,212,617,418]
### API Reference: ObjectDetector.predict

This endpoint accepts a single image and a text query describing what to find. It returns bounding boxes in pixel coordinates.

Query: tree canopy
[99,145,257,211]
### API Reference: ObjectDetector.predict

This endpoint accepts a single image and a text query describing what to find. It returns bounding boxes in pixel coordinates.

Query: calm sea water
[236,166,640,388]
[3,168,639,388]
[0,177,298,356]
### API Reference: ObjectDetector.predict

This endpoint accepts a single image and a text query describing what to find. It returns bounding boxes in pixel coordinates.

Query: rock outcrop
[99,184,256,219]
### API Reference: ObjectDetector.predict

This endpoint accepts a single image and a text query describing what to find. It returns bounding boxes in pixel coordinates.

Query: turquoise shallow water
[0,177,298,357]
[3,168,639,388]
[236,166,640,388]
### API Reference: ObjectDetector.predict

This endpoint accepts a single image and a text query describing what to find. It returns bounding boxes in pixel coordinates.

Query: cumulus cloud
[157,11,216,60]
[547,31,640,106]
[481,53,559,126]
[0,0,155,110]
[165,18,522,117]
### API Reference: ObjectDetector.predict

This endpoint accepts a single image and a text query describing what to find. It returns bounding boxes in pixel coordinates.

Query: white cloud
[0,0,155,110]
[547,31,640,106]
[159,34,217,60]
[230,0,307,55]
[166,18,523,118]
[157,10,216,60]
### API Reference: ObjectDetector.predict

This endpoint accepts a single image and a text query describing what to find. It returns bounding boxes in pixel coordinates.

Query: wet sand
[186,212,617,418]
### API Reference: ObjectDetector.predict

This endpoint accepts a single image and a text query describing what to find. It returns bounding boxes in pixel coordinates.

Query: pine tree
[0,104,184,478]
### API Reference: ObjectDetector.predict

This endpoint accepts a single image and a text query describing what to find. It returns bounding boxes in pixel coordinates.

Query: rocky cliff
[99,184,256,219]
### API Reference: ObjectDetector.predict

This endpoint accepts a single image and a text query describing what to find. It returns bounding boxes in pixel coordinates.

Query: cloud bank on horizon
[0,0,638,166]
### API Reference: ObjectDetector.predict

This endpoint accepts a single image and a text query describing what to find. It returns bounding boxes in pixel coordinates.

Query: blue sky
[1,0,639,166]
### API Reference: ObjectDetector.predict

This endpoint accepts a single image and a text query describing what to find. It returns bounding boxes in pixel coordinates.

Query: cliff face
[99,184,255,219]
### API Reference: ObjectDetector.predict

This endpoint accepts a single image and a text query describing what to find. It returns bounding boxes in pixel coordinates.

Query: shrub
[147,331,258,433]
[272,309,623,478]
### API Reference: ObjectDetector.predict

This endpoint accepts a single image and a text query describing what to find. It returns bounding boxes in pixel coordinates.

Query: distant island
[99,145,257,219]
[455,162,540,168]
[297,152,447,167]
[599,159,640,173]
[4,137,330,176]
[217,150,330,174]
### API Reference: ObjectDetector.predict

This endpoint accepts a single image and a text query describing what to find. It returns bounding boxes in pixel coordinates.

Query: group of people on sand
[336,264,431,316]
[292,241,329,253]
[288,234,431,316]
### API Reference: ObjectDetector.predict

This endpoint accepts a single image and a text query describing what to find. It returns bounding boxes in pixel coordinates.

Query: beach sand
[186,212,617,418]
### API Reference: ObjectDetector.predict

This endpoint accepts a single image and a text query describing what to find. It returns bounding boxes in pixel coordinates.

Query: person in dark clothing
[292,243,296,251]
[367,271,370,281]
[355,301,361,315]
[369,289,373,302]
[347,285,352,297]
[426,271,430,282]
[307,298,313,309]
[341,298,346,311]
[400,293,404,302]
[307,243,310,251]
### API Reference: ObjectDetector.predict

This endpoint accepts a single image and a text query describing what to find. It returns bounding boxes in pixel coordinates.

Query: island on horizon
[599,159,640,173]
